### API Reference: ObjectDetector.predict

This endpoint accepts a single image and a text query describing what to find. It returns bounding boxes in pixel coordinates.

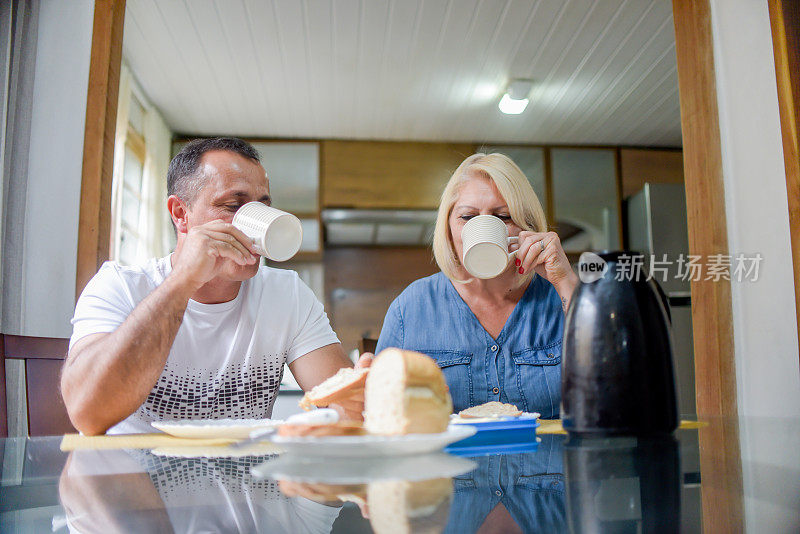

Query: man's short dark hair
[167,137,261,204]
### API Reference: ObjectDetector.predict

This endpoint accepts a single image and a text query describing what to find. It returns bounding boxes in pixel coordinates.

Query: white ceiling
[123,0,681,146]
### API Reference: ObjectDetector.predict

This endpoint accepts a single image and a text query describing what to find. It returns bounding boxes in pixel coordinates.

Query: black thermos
[561,251,678,436]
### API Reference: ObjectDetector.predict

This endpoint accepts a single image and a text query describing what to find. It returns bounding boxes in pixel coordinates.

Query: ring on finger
[539,240,546,251]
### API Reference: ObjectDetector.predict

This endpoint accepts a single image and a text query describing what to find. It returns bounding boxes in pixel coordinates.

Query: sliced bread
[299,367,369,410]
[458,401,522,418]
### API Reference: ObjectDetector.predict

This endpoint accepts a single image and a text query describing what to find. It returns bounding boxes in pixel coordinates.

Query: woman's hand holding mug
[511,231,579,308]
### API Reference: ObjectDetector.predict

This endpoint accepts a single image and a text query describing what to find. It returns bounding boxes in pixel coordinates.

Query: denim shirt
[376,272,564,418]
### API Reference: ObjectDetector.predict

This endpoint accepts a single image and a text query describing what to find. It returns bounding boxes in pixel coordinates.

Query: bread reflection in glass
[278,477,453,533]
[368,478,452,534]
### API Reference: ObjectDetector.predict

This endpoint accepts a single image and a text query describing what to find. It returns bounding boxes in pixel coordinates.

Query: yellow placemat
[537,419,567,435]
[537,419,707,435]
[61,420,710,451]
[677,420,707,430]
[60,433,238,451]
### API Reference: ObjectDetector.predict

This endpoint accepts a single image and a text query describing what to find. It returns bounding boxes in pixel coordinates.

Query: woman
[375,153,579,418]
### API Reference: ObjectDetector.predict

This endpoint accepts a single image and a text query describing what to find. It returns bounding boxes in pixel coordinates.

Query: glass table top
[1,416,798,533]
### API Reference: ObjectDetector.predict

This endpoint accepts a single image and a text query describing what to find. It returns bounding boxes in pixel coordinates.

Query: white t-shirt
[70,255,340,434]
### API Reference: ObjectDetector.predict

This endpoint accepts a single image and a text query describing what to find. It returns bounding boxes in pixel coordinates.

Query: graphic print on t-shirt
[139,354,285,420]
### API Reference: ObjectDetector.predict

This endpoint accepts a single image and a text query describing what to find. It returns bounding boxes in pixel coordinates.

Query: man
[62,138,367,435]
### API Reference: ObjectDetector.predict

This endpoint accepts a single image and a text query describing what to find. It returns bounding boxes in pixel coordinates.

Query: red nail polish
[519,267,524,274]
[515,258,521,266]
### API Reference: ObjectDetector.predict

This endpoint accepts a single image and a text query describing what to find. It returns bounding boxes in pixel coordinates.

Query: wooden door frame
[672,3,738,419]
[672,1,748,531]
[75,0,125,299]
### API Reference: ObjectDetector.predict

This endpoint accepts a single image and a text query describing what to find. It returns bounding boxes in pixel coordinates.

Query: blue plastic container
[445,415,540,456]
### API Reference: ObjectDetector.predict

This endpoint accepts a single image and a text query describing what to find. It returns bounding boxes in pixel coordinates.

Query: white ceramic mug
[232,202,303,261]
[461,215,519,279]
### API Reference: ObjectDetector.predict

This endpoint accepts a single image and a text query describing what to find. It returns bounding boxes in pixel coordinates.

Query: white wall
[709,0,800,530]
[19,0,94,337]
[710,0,800,418]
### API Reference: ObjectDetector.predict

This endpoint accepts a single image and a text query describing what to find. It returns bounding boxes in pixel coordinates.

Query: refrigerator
[626,183,696,416]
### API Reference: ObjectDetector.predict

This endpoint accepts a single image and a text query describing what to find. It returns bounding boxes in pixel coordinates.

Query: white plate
[252,452,476,483]
[271,425,477,458]
[151,418,283,439]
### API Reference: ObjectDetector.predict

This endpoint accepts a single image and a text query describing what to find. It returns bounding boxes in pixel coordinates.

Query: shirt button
[491,345,498,352]
[492,387,499,394]
[547,353,555,359]
[495,490,502,497]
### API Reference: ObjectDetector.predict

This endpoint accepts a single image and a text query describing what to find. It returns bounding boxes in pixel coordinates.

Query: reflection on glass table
[255,452,475,533]
[1,418,799,533]
[445,434,567,534]
[565,435,681,533]
[58,449,340,534]
[252,436,568,534]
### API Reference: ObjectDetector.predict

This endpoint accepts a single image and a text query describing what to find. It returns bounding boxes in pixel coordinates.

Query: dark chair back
[358,337,378,355]
[1,334,75,436]
[0,336,5,437]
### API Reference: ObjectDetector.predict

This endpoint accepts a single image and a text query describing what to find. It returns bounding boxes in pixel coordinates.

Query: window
[110,63,174,266]
[113,94,147,265]
[118,143,144,264]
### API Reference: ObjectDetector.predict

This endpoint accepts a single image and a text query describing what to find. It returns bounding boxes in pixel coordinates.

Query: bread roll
[299,367,369,410]
[364,348,452,435]
[458,401,522,418]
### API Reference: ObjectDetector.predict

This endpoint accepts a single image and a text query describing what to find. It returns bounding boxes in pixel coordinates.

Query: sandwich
[458,401,522,418]
[364,348,452,435]
[299,367,369,411]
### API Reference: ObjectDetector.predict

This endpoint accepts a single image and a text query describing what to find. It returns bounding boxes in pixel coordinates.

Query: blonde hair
[432,153,548,284]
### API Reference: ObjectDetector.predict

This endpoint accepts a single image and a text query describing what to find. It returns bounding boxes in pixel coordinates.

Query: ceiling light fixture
[498,79,533,115]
